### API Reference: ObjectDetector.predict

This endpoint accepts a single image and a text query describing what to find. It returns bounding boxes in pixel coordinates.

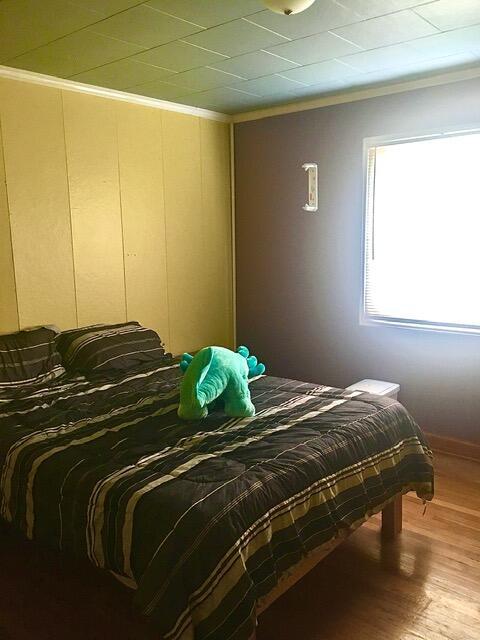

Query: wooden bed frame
[0,493,402,640]
[251,493,402,637]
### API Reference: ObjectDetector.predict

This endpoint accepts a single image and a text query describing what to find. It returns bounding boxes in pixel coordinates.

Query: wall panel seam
[159,111,172,351]
[60,90,79,328]
[115,104,129,324]
[229,122,236,348]
[198,118,206,343]
[0,112,20,330]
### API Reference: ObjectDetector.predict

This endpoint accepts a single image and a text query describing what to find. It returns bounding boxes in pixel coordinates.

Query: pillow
[0,326,65,388]
[57,322,170,374]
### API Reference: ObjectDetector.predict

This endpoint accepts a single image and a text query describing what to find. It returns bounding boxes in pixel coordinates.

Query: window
[362,129,480,335]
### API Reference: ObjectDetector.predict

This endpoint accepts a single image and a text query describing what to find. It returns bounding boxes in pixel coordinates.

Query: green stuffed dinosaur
[177,345,266,420]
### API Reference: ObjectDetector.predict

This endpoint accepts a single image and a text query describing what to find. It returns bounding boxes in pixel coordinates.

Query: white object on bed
[346,379,400,400]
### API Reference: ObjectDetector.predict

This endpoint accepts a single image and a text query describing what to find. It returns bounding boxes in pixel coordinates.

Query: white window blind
[363,130,480,334]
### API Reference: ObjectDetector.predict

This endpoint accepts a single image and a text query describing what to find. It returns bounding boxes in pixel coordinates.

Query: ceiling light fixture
[263,0,316,15]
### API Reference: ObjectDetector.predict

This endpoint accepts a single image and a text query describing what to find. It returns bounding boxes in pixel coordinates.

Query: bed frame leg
[382,494,402,540]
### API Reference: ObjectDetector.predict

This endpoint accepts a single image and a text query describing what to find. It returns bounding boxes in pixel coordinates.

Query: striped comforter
[0,364,433,640]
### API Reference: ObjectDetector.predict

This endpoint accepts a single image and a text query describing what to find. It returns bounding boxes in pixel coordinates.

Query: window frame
[360,124,480,337]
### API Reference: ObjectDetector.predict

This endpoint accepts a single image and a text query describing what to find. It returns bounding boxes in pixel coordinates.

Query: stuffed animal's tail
[180,352,193,372]
[178,347,213,420]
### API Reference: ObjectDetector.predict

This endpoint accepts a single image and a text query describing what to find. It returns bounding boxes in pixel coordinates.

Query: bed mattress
[0,364,434,640]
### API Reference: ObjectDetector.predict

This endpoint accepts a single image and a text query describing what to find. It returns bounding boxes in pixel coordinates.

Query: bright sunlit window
[362,129,480,335]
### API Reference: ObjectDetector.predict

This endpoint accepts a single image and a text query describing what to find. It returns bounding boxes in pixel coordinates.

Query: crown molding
[0,65,230,123]
[3,62,480,126]
[232,64,480,124]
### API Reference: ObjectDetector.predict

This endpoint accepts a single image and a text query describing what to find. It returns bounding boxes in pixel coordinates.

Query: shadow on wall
[234,76,480,444]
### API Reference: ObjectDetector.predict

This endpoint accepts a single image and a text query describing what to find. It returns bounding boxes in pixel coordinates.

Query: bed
[0,362,434,640]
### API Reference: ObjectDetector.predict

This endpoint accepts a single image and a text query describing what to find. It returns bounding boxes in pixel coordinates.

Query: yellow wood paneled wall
[117,101,170,347]
[0,81,77,330]
[63,92,126,327]
[0,77,233,354]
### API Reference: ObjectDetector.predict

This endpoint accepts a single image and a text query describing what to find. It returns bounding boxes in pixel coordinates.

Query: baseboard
[425,432,480,462]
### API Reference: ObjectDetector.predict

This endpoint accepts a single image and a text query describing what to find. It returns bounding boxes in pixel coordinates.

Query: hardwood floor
[0,452,478,640]
[258,453,480,640]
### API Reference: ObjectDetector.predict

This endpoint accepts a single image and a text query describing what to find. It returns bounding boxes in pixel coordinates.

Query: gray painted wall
[234,77,480,444]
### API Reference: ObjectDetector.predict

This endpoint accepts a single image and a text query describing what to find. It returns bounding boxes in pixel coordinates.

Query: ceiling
[2,0,480,115]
